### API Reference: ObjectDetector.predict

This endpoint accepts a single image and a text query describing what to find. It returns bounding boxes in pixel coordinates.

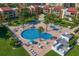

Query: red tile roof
[44,5,50,10]
[67,7,77,14]
[54,6,63,11]
[1,7,13,12]
[44,5,54,10]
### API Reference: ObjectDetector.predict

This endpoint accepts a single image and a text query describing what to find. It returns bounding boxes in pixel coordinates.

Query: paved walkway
[38,14,45,22]
[62,20,74,24]
[7,22,72,56]
[71,25,79,34]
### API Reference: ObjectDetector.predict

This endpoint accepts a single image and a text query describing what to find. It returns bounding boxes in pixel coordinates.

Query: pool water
[21,28,53,42]
[41,33,53,40]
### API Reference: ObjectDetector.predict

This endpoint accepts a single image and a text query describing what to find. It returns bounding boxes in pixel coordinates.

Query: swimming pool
[21,28,53,42]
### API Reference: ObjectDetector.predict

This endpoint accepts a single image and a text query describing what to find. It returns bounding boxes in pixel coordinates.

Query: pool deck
[8,22,72,56]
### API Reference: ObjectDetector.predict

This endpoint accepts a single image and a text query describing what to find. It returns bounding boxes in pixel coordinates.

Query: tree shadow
[0,26,10,39]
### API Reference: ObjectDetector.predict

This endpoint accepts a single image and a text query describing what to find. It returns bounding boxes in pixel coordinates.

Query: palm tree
[22,8,30,19]
[49,14,57,23]
[44,15,50,32]
[72,16,79,25]
[38,27,44,41]
[44,14,57,32]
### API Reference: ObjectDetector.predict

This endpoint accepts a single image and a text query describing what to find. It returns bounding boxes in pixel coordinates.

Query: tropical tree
[38,26,44,41]
[44,15,50,32]
[38,26,44,32]
[55,18,62,25]
[8,3,18,8]
[10,39,21,48]
[44,14,57,32]
[72,16,79,25]
[0,3,7,7]
[19,8,30,20]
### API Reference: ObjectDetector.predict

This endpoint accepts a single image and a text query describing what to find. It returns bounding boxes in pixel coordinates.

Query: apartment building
[0,7,18,23]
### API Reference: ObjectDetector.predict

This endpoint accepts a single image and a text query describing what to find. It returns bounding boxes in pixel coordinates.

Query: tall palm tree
[44,15,50,32]
[44,14,58,32]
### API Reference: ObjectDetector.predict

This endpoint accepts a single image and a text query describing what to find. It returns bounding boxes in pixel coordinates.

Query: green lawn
[0,26,30,56]
[9,17,36,26]
[66,45,79,56]
[0,38,30,56]
[44,50,60,56]
[66,35,79,56]
[55,20,77,29]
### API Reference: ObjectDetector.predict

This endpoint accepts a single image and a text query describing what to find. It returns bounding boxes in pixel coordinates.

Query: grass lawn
[55,20,77,29]
[10,17,36,26]
[0,26,30,56]
[0,38,30,56]
[66,35,79,56]
[44,50,60,56]
[66,45,79,56]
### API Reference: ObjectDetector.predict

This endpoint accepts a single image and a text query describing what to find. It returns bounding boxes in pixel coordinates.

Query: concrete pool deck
[8,22,72,56]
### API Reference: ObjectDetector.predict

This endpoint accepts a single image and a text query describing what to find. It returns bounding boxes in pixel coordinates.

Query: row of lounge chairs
[21,42,38,56]
[28,48,38,56]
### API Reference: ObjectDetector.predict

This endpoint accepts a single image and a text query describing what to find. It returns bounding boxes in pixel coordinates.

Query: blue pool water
[21,28,53,42]
[41,33,53,40]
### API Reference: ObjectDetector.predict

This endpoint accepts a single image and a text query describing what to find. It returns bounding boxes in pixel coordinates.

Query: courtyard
[0,3,79,56]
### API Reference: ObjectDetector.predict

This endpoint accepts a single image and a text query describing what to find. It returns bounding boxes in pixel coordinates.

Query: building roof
[0,8,3,12]
[1,7,13,12]
[44,5,50,10]
[62,33,73,40]
[54,6,63,11]
[29,5,39,11]
[57,38,68,46]
[67,7,77,14]
[43,5,54,10]
[29,5,36,11]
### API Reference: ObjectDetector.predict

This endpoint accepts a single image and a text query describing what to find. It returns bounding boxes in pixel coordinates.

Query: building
[63,3,79,8]
[60,32,73,41]
[63,3,75,8]
[53,6,63,18]
[28,5,43,15]
[52,33,73,56]
[47,3,63,6]
[0,3,79,23]
[64,7,77,18]
[0,7,18,23]
[43,5,53,14]
[75,3,79,8]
